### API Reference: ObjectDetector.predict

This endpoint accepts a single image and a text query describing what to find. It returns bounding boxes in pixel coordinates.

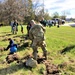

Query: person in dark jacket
[20,24,24,34]
[12,20,18,34]
[5,38,17,55]
[26,22,32,37]
[40,18,47,27]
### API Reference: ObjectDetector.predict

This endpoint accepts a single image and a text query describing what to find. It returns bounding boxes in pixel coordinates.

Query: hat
[30,20,36,24]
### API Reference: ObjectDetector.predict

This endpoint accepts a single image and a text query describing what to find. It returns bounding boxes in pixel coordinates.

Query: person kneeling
[4,38,18,63]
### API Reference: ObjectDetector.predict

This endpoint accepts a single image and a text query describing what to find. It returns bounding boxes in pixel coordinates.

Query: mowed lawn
[0,25,75,75]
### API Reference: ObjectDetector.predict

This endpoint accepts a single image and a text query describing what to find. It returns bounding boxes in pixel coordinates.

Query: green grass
[0,25,75,75]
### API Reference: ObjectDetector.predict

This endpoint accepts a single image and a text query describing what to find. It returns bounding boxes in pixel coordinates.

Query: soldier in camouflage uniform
[29,20,47,60]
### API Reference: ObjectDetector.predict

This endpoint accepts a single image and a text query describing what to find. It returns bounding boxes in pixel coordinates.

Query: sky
[33,0,75,18]
[0,0,75,18]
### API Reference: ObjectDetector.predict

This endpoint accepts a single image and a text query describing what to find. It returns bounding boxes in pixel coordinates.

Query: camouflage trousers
[31,38,47,60]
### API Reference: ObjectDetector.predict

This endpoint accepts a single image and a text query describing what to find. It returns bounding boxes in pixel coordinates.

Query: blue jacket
[6,39,17,53]
[10,46,17,53]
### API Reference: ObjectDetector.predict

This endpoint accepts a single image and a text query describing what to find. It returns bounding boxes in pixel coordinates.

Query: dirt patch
[45,61,60,75]
[58,62,68,69]
[0,47,5,52]
[37,56,46,64]
[22,55,61,74]
[6,53,20,64]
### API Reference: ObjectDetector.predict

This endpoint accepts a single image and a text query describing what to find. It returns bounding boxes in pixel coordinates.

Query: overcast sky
[33,0,75,18]
[0,0,75,18]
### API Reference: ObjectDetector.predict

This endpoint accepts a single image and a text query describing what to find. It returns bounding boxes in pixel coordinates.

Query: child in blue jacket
[5,38,17,55]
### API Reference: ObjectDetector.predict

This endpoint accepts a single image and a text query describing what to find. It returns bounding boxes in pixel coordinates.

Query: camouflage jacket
[29,24,45,40]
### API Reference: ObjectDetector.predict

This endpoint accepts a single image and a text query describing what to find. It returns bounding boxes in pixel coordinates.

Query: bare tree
[61,10,70,20]
[0,0,51,24]
[0,0,29,24]
[52,12,60,18]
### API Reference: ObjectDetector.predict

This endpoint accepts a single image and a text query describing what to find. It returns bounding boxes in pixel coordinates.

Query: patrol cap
[30,20,36,25]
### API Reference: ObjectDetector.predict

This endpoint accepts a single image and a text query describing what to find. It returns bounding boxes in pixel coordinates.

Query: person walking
[26,22,32,37]
[10,21,14,33]
[20,24,24,34]
[29,20,47,60]
[40,17,47,27]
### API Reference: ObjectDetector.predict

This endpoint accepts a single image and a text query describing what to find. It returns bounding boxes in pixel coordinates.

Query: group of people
[5,18,47,64]
[10,20,24,34]
[10,20,18,34]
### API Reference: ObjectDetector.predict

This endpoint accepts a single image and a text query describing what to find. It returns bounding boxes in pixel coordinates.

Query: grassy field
[0,25,75,75]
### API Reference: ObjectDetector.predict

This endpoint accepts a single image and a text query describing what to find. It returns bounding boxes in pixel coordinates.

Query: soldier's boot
[43,51,47,60]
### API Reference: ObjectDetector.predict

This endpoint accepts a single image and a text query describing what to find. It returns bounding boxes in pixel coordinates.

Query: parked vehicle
[52,18,65,25]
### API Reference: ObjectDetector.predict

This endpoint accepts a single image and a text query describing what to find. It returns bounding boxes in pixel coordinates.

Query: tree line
[0,0,66,25]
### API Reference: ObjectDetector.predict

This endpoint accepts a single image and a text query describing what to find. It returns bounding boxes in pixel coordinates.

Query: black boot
[43,51,47,60]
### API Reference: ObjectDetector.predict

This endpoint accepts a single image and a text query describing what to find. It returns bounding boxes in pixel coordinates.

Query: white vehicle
[52,18,65,24]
